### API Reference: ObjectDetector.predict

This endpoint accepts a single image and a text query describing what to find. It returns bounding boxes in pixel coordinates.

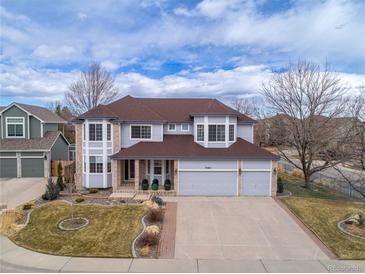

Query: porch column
[174,160,179,194]
[112,159,121,193]
[134,160,140,192]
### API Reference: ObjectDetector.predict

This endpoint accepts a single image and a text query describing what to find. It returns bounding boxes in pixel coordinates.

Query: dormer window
[229,124,235,141]
[208,124,225,142]
[196,124,204,141]
[6,117,25,138]
[168,123,176,131]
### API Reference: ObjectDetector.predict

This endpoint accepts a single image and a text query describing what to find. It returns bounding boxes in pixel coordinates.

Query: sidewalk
[1,236,365,273]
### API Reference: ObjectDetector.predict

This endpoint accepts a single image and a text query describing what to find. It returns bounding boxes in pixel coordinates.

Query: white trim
[228,123,236,142]
[16,152,21,177]
[27,115,30,139]
[129,124,153,140]
[225,116,229,148]
[251,124,254,144]
[0,156,17,158]
[167,123,176,131]
[103,120,107,187]
[40,122,44,138]
[181,123,189,131]
[1,115,3,138]
[204,116,208,147]
[179,168,237,172]
[5,117,25,138]
[20,156,45,159]
[236,160,240,196]
[242,169,272,172]
[269,161,273,196]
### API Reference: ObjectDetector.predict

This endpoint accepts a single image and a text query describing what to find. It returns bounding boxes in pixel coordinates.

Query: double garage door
[179,160,271,196]
[0,152,44,178]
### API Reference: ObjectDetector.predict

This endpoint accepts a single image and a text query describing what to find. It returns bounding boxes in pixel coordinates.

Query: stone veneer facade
[75,123,83,190]
[112,123,121,192]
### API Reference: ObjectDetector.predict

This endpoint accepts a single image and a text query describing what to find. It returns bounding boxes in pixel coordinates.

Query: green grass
[10,201,145,257]
[279,172,365,259]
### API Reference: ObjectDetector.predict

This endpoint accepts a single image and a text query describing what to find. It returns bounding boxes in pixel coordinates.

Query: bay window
[196,124,204,141]
[208,124,225,142]
[89,156,103,173]
[107,124,111,141]
[89,124,103,141]
[229,124,235,141]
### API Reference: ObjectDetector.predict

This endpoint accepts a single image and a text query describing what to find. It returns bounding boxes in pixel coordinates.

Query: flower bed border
[337,217,365,240]
[58,217,89,231]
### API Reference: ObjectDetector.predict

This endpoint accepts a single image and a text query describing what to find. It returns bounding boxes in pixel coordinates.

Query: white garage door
[240,160,271,196]
[179,160,237,196]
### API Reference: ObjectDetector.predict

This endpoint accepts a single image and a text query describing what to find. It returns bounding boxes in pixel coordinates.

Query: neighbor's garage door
[21,158,44,177]
[179,160,237,196]
[241,161,271,196]
[0,158,17,177]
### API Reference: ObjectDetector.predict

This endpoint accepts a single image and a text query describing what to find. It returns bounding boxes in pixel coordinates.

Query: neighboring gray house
[74,96,279,197]
[0,103,70,178]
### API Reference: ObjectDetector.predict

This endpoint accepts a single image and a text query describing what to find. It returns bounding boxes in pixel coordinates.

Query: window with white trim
[89,156,103,173]
[196,124,204,141]
[131,125,151,139]
[69,150,75,161]
[229,124,235,141]
[89,124,103,141]
[208,124,225,142]
[107,124,111,141]
[168,123,176,131]
[6,117,24,137]
[181,123,189,131]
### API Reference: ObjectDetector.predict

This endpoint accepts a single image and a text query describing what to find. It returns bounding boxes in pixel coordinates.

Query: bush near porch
[279,172,365,259]
[10,201,145,257]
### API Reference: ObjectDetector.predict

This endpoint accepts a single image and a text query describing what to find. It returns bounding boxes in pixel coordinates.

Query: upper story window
[196,124,204,141]
[208,124,225,142]
[6,117,24,138]
[229,124,235,141]
[168,123,176,131]
[107,124,111,141]
[107,156,111,173]
[89,124,102,141]
[181,123,189,131]
[131,125,151,139]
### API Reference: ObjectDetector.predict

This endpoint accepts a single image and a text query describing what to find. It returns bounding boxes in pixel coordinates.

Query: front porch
[112,159,178,195]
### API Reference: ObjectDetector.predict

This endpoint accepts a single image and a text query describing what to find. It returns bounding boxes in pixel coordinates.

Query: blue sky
[1,0,365,107]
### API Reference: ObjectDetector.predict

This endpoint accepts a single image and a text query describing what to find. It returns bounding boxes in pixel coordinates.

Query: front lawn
[10,201,145,257]
[279,173,365,259]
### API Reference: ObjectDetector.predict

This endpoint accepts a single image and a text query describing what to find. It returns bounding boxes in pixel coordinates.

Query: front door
[146,160,169,185]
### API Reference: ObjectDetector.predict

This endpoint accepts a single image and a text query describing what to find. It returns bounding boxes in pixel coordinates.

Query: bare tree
[261,60,352,188]
[65,63,118,115]
[46,101,63,115]
[335,88,365,199]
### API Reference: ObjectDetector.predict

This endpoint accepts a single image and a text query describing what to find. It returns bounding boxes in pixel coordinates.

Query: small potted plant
[142,179,149,190]
[164,179,171,191]
[151,179,159,191]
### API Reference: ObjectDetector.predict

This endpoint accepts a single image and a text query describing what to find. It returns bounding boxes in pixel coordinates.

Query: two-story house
[73,95,279,196]
[0,103,69,178]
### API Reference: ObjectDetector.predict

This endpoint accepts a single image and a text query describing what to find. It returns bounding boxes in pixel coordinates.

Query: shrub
[146,207,164,223]
[164,179,171,191]
[142,179,149,191]
[277,181,284,194]
[145,225,160,235]
[151,195,164,206]
[75,197,85,203]
[41,193,48,200]
[139,245,152,257]
[89,188,98,194]
[291,169,304,178]
[22,202,33,210]
[45,178,59,200]
[56,162,64,191]
[358,213,365,227]
[138,232,159,246]
[151,179,159,191]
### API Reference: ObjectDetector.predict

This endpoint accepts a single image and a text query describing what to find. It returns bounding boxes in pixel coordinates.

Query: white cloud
[77,12,87,20]
[32,45,78,60]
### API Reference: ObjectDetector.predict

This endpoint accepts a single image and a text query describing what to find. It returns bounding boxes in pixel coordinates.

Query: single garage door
[179,160,237,196]
[0,158,17,177]
[240,160,271,196]
[241,171,271,196]
[21,158,44,177]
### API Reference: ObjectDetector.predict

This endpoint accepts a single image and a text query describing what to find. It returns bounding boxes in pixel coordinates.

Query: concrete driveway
[0,178,46,209]
[173,197,329,260]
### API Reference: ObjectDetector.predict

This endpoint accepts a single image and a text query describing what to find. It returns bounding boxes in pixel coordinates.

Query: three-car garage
[178,160,273,196]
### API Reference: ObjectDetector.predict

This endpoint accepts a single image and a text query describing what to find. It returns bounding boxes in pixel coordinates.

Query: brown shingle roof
[112,135,278,160]
[16,103,66,123]
[77,95,256,123]
[0,131,65,151]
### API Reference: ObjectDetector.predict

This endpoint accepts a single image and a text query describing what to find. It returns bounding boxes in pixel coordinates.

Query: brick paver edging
[157,202,177,258]
[274,197,337,259]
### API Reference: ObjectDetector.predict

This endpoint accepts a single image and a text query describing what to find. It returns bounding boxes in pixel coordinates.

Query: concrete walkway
[1,236,365,273]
